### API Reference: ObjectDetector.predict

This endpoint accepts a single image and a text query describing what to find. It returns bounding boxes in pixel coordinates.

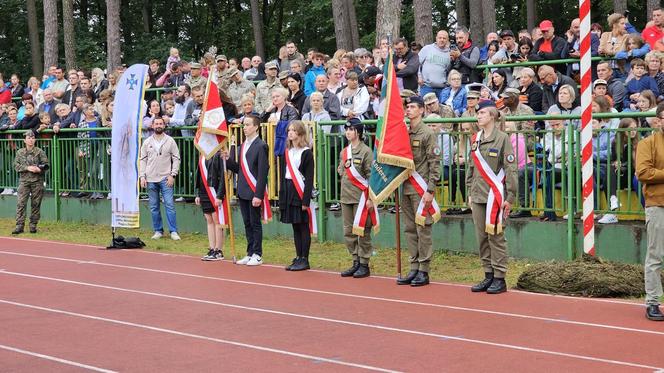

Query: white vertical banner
[111,64,148,228]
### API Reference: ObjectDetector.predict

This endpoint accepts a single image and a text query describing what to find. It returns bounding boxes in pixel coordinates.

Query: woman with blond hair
[599,13,629,78]
[90,68,109,98]
[279,120,315,271]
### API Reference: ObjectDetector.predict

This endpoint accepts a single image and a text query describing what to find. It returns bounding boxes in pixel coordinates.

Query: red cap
[539,20,553,31]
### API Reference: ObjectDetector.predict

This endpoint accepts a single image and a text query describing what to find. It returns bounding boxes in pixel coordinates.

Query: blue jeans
[419,85,443,98]
[148,178,177,233]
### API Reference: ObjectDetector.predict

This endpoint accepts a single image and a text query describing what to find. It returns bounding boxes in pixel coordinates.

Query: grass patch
[0,218,532,287]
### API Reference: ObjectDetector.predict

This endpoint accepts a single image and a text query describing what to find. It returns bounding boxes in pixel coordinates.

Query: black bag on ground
[107,235,145,249]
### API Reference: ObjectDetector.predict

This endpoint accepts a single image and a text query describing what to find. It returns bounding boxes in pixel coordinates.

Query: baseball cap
[278,71,289,80]
[265,61,278,70]
[215,54,228,62]
[423,92,439,105]
[593,79,608,87]
[499,29,515,38]
[539,20,553,31]
[500,87,521,98]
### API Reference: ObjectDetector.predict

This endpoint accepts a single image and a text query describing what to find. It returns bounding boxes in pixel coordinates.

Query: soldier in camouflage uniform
[12,131,49,234]
[254,62,280,115]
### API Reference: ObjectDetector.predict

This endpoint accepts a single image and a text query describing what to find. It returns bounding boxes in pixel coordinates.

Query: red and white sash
[407,171,441,226]
[240,142,272,223]
[284,148,317,235]
[342,145,379,236]
[199,155,229,227]
[471,131,506,235]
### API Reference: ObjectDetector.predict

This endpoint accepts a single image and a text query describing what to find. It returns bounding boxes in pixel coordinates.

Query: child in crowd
[637,90,657,127]
[167,47,180,71]
[624,59,659,110]
[592,79,614,108]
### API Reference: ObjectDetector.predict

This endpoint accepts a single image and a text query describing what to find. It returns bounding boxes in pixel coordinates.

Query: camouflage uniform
[14,145,49,231]
[228,79,256,108]
[254,79,280,115]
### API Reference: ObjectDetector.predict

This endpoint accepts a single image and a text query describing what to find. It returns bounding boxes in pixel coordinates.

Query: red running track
[1,236,663,372]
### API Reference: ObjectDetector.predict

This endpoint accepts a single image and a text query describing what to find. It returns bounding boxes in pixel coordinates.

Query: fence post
[315,123,327,242]
[52,134,61,221]
[566,127,576,260]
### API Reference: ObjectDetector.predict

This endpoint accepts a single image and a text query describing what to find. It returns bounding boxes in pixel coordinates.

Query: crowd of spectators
[1,8,663,222]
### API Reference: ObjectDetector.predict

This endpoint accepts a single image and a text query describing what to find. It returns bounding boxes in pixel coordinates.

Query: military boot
[340,260,360,277]
[471,272,494,292]
[396,270,418,285]
[410,271,430,287]
[11,226,24,235]
[486,278,507,294]
[352,263,370,278]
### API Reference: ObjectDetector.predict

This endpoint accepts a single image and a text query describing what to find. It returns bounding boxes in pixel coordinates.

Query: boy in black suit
[223,115,271,266]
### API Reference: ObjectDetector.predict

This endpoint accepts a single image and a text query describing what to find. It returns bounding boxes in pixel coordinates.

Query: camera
[450,44,459,52]
[509,53,520,62]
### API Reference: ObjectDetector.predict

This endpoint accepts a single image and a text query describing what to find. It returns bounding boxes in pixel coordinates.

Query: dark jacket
[288,90,306,115]
[261,104,300,156]
[62,86,82,109]
[279,148,314,208]
[195,152,226,199]
[452,41,481,84]
[302,90,341,120]
[17,113,40,133]
[226,137,269,201]
[38,99,60,123]
[541,73,578,113]
[531,35,569,73]
[393,49,420,91]
[606,75,627,112]
[520,82,544,113]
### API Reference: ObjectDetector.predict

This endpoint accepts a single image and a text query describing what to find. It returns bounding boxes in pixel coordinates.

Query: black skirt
[198,192,216,214]
[279,182,308,224]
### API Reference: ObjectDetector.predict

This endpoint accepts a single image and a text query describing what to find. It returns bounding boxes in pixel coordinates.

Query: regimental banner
[111,64,148,228]
[195,78,229,159]
[369,48,414,204]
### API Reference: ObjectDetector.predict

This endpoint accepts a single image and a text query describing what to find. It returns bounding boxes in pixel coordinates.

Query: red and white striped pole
[579,0,595,256]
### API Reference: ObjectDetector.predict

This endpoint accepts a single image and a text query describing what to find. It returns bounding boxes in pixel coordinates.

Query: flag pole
[394,188,402,279]
[223,157,237,263]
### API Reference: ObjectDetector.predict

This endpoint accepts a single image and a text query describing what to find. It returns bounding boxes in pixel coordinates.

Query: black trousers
[292,221,311,258]
[239,198,263,256]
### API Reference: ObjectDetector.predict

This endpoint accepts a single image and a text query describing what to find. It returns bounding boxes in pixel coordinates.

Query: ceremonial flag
[111,64,148,228]
[194,78,228,159]
[369,48,414,204]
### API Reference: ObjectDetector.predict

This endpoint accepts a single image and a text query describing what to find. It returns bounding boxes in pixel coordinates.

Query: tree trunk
[250,0,265,59]
[27,0,43,77]
[468,0,483,40]
[647,0,659,20]
[106,0,122,72]
[375,0,401,47]
[43,0,59,72]
[455,0,468,28]
[331,0,353,50]
[142,0,153,33]
[526,0,537,31]
[80,0,89,23]
[274,0,284,51]
[346,0,360,50]
[62,0,77,71]
[413,0,433,46]
[481,0,496,42]
[612,0,627,15]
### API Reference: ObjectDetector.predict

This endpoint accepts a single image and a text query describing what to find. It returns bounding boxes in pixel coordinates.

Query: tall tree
[526,0,537,31]
[27,0,43,77]
[413,0,433,45]
[347,0,361,50]
[376,0,402,46]
[613,0,627,15]
[106,0,122,71]
[250,0,265,59]
[142,0,153,33]
[468,0,483,39]
[332,0,353,50]
[62,0,77,70]
[481,0,496,40]
[455,0,468,28]
[43,0,59,72]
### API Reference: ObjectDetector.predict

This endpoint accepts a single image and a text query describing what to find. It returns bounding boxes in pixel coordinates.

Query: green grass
[0,218,532,287]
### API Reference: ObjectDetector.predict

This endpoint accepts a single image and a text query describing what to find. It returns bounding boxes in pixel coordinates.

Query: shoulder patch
[433,146,441,156]
[471,142,478,151]
[412,140,420,147]
[506,154,515,163]
[344,159,352,168]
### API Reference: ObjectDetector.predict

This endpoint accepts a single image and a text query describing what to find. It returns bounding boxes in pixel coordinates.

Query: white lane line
[0,299,397,373]
[0,271,660,371]
[0,250,657,337]
[0,237,645,307]
[0,343,117,373]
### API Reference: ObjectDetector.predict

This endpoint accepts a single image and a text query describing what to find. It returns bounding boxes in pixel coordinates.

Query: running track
[1,237,663,372]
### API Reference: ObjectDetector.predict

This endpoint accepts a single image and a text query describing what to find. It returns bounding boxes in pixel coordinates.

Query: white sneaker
[175,197,185,202]
[170,232,181,240]
[0,189,14,195]
[236,255,252,265]
[106,193,111,200]
[598,214,618,224]
[246,253,262,266]
[151,232,163,239]
[609,195,620,211]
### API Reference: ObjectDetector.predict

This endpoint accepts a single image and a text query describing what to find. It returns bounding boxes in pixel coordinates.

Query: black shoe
[397,270,419,285]
[341,260,360,277]
[446,208,461,215]
[29,227,37,234]
[11,227,24,235]
[353,263,370,278]
[285,257,299,271]
[646,305,664,321]
[486,278,507,294]
[410,271,429,287]
[290,257,310,271]
[75,192,90,198]
[471,273,494,292]
[509,210,532,219]
[458,208,471,215]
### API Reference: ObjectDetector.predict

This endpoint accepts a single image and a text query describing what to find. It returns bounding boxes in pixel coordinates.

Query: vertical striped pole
[579,0,595,256]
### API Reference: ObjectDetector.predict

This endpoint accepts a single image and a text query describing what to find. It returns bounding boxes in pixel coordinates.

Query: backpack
[107,235,146,249]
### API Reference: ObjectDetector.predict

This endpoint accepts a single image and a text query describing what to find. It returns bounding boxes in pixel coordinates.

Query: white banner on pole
[111,64,148,228]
